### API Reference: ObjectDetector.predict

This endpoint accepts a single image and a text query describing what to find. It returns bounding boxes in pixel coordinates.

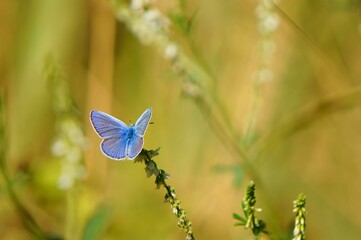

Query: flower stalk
[0,94,56,239]
[137,148,195,240]
[45,57,86,240]
[233,181,268,239]
[292,193,307,240]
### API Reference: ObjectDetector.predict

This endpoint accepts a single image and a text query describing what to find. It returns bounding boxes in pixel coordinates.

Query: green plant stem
[252,85,361,157]
[65,188,78,240]
[142,149,195,240]
[0,94,50,239]
[193,95,260,181]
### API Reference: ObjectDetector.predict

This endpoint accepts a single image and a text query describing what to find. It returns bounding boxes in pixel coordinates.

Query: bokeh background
[1,0,361,239]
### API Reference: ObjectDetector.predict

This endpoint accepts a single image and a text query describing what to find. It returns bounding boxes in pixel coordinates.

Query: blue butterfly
[90,108,152,160]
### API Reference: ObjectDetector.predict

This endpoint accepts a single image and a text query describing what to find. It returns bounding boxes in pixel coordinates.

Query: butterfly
[89,108,152,160]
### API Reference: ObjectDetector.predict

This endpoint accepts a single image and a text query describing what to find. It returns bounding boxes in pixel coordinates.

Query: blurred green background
[1,0,361,239]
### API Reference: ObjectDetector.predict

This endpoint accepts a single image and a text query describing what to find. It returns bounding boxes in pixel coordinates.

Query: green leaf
[233,213,246,223]
[82,204,111,240]
[169,9,197,35]
[234,222,244,227]
[232,165,244,188]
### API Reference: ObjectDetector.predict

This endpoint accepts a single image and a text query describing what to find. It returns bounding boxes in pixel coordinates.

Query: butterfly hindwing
[127,135,144,160]
[101,134,128,160]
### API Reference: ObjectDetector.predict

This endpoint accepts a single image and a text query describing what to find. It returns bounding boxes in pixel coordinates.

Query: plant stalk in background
[243,0,280,144]
[0,94,60,239]
[45,57,87,240]
[108,0,261,182]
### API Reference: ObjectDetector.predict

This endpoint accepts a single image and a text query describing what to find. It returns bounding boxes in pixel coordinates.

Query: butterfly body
[90,108,152,160]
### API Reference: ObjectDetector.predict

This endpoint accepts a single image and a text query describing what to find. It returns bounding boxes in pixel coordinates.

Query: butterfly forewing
[90,111,128,138]
[135,108,152,136]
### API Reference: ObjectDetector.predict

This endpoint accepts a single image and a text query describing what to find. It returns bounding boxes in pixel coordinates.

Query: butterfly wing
[135,108,152,136]
[100,133,128,160]
[90,110,129,160]
[127,134,144,160]
[90,110,128,138]
[127,108,151,159]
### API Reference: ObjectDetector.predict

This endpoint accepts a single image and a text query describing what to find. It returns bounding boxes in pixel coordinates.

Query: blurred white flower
[127,5,170,45]
[164,43,178,60]
[260,13,280,35]
[57,157,86,190]
[51,139,69,157]
[51,93,86,190]
[253,0,281,84]
[256,1,280,36]
[46,58,87,192]
[131,0,153,11]
[58,173,73,190]
[182,80,201,98]
[261,39,276,63]
[143,9,169,33]
[64,147,82,163]
[255,68,273,83]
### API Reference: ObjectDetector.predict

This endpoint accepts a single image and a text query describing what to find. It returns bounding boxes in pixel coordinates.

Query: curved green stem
[140,149,195,240]
[0,94,57,239]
